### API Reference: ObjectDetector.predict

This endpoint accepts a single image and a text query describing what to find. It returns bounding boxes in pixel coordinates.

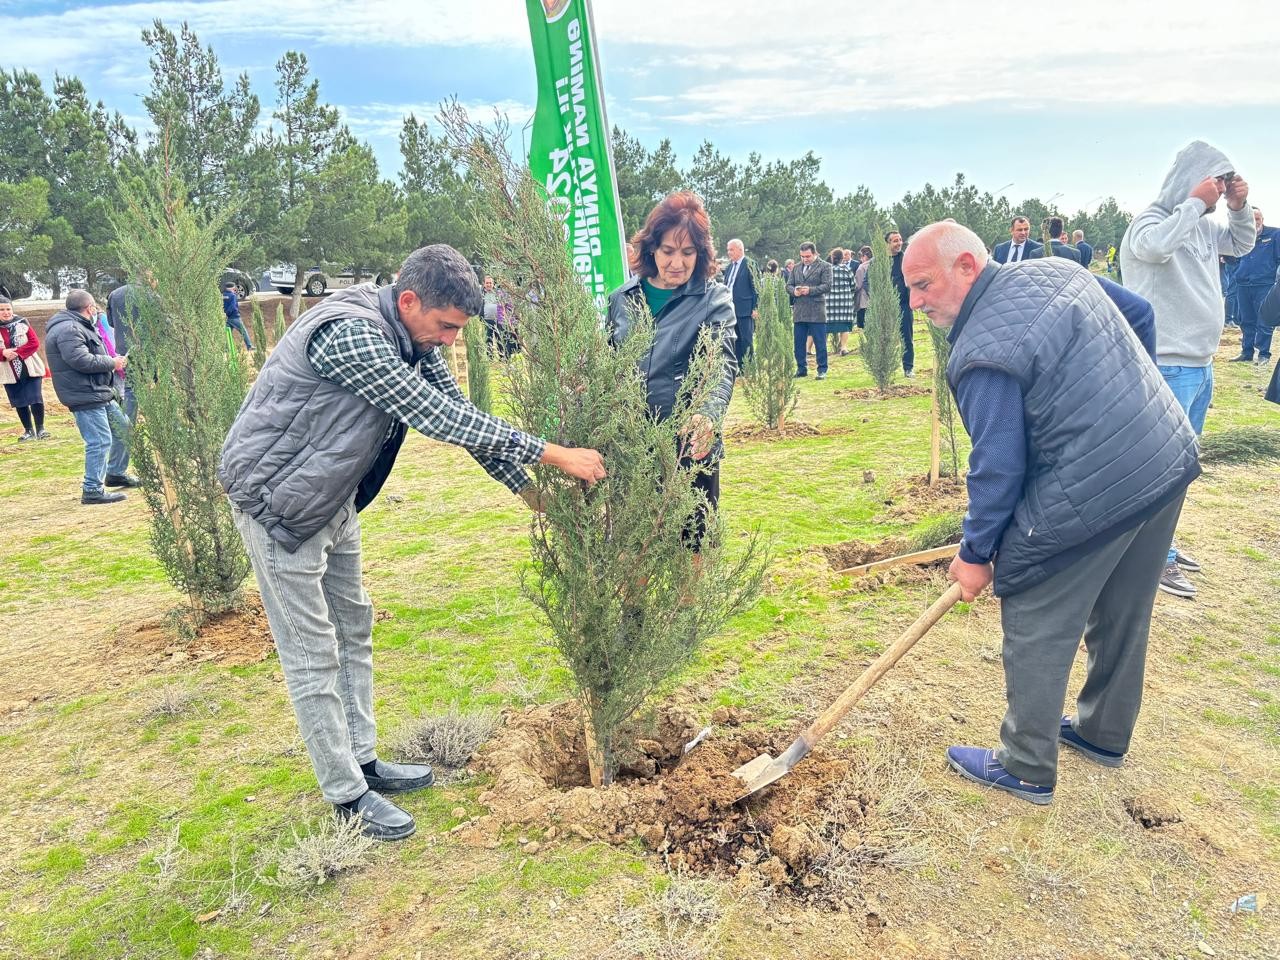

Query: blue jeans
[226,315,253,349]
[1158,363,1212,562]
[794,322,827,375]
[1237,284,1275,359]
[72,401,131,494]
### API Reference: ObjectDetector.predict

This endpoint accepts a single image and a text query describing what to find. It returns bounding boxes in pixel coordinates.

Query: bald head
[901,222,990,328]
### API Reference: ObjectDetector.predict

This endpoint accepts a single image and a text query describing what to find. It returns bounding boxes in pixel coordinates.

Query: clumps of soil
[116,599,275,670]
[821,537,912,572]
[834,385,931,400]
[1124,793,1183,829]
[470,702,866,895]
[724,422,821,443]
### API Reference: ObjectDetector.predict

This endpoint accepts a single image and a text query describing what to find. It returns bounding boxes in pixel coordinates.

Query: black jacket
[721,257,757,318]
[44,309,117,411]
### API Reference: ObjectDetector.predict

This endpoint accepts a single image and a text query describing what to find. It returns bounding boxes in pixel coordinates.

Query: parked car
[268,265,395,297]
[220,267,258,301]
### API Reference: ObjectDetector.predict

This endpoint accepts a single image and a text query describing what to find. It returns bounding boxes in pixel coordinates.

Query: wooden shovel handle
[804,582,965,746]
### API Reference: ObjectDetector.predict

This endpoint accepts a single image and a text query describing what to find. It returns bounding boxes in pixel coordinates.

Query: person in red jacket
[0,296,48,441]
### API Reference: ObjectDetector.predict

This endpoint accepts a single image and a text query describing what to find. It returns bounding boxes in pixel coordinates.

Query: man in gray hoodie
[1120,140,1255,598]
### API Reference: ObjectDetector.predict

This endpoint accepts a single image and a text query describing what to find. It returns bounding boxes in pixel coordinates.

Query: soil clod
[1124,793,1183,829]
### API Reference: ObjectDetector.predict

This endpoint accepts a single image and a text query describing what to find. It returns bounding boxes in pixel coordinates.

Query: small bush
[272,302,287,346]
[908,513,964,552]
[250,300,267,371]
[740,270,799,431]
[463,311,493,413]
[859,230,904,393]
[386,704,500,775]
[267,816,375,889]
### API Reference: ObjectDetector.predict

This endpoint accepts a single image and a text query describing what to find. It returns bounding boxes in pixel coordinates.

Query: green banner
[525,0,627,313]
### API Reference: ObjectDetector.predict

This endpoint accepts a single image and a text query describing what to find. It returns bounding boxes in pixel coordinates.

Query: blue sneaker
[1058,717,1125,767]
[946,746,1054,805]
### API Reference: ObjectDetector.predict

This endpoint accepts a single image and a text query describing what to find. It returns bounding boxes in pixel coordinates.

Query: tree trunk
[582,699,605,787]
[929,388,941,487]
[290,264,305,321]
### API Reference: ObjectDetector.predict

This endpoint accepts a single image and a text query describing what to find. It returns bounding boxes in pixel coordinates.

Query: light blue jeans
[232,497,376,804]
[1158,363,1212,563]
[72,401,131,494]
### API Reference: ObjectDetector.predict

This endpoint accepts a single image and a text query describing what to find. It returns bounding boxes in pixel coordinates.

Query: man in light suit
[722,239,758,367]
[992,216,1044,264]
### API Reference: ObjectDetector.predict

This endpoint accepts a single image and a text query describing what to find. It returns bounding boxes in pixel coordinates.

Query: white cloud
[338,99,534,140]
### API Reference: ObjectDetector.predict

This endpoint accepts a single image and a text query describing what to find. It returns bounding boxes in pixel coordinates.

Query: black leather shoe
[363,758,435,794]
[105,474,142,487]
[334,789,416,841]
[82,489,127,505]
[1227,353,1252,363]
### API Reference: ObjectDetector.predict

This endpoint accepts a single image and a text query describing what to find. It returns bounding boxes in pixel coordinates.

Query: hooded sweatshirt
[1120,141,1256,367]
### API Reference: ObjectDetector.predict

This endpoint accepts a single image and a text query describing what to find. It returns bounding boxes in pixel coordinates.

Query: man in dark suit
[1073,230,1094,268]
[722,239,758,367]
[992,216,1044,264]
[1043,217,1084,264]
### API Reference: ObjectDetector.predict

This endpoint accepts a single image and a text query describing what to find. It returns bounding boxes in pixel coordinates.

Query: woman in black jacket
[606,192,737,552]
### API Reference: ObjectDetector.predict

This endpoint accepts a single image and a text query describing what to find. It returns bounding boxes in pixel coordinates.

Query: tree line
[0,19,1132,303]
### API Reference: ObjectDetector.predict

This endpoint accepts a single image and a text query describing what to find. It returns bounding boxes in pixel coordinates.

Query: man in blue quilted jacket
[902,221,1200,805]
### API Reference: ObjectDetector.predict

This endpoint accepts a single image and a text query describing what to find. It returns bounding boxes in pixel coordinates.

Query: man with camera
[1120,141,1255,599]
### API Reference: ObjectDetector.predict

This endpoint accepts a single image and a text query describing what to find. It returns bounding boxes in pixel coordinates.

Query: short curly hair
[629,191,717,281]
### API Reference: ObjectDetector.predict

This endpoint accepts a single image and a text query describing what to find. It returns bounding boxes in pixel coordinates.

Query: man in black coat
[44,289,135,503]
[722,239,758,367]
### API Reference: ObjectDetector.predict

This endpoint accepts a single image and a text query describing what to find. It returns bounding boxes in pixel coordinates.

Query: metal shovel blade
[730,752,783,801]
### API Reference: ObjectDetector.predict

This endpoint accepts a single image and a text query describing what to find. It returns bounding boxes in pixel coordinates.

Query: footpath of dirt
[467,702,863,897]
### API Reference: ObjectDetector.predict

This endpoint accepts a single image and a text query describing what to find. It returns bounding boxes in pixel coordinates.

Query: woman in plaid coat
[826,248,856,356]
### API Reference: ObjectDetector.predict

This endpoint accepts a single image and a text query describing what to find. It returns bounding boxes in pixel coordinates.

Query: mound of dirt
[115,600,275,669]
[834,385,931,400]
[725,422,821,443]
[821,537,912,571]
[1124,793,1182,829]
[470,702,858,892]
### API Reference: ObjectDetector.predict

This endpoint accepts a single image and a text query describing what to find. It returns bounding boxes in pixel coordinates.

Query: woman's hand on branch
[684,414,715,461]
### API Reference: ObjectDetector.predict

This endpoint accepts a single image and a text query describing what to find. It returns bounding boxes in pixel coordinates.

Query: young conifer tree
[741,268,799,431]
[463,309,493,413]
[273,302,287,346]
[112,163,250,619]
[859,231,903,394]
[251,300,268,370]
[442,104,764,785]
[927,322,961,477]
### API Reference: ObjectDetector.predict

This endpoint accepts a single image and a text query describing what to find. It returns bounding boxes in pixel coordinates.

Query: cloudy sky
[4,0,1278,218]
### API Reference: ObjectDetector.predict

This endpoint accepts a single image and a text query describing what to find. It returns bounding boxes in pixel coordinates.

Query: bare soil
[834,385,931,400]
[470,701,857,893]
[725,422,821,443]
[820,537,914,571]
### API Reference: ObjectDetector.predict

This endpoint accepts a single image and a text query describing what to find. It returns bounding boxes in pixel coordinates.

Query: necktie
[1012,243,1022,263]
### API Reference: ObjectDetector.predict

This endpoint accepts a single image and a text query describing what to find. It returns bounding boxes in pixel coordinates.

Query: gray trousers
[233,498,376,804]
[996,491,1185,787]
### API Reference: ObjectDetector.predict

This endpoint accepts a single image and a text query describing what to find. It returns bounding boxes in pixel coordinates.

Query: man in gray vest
[902,222,1200,805]
[219,245,605,840]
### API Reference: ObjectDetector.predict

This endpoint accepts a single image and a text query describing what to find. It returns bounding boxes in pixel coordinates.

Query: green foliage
[859,231,903,394]
[250,300,267,370]
[741,270,799,431]
[445,104,765,784]
[908,513,964,552]
[272,302,287,345]
[463,312,492,414]
[400,114,478,257]
[0,177,53,287]
[112,164,250,617]
[927,322,960,477]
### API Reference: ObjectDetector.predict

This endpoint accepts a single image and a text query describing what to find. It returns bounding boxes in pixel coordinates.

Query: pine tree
[859,231,903,393]
[112,157,250,620]
[250,299,268,369]
[740,269,799,431]
[273,302,287,345]
[463,311,492,414]
[442,104,765,785]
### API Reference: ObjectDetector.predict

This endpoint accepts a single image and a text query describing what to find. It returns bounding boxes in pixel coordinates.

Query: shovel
[732,582,965,801]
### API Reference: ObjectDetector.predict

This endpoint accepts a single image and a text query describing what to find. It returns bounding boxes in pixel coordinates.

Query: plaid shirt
[307,316,544,493]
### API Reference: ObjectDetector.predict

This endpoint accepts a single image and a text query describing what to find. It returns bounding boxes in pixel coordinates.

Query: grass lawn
[0,321,1276,959]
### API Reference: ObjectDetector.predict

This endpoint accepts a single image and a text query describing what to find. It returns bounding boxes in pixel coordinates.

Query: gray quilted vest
[947,259,1200,597]
[219,284,412,552]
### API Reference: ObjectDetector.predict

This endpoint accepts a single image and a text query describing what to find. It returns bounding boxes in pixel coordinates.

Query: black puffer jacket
[44,309,117,411]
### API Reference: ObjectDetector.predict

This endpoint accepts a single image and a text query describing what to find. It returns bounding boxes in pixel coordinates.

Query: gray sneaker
[1158,562,1196,598]
[1173,548,1200,572]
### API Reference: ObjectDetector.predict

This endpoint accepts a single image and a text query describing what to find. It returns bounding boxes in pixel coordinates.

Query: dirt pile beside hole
[724,422,821,443]
[115,599,275,669]
[821,537,911,571]
[1124,793,1182,829]
[472,702,862,893]
[834,385,930,400]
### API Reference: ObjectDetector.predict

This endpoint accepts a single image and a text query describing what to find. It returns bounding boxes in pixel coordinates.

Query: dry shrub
[265,816,375,889]
[386,704,500,776]
[604,869,728,960]
[907,512,964,552]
